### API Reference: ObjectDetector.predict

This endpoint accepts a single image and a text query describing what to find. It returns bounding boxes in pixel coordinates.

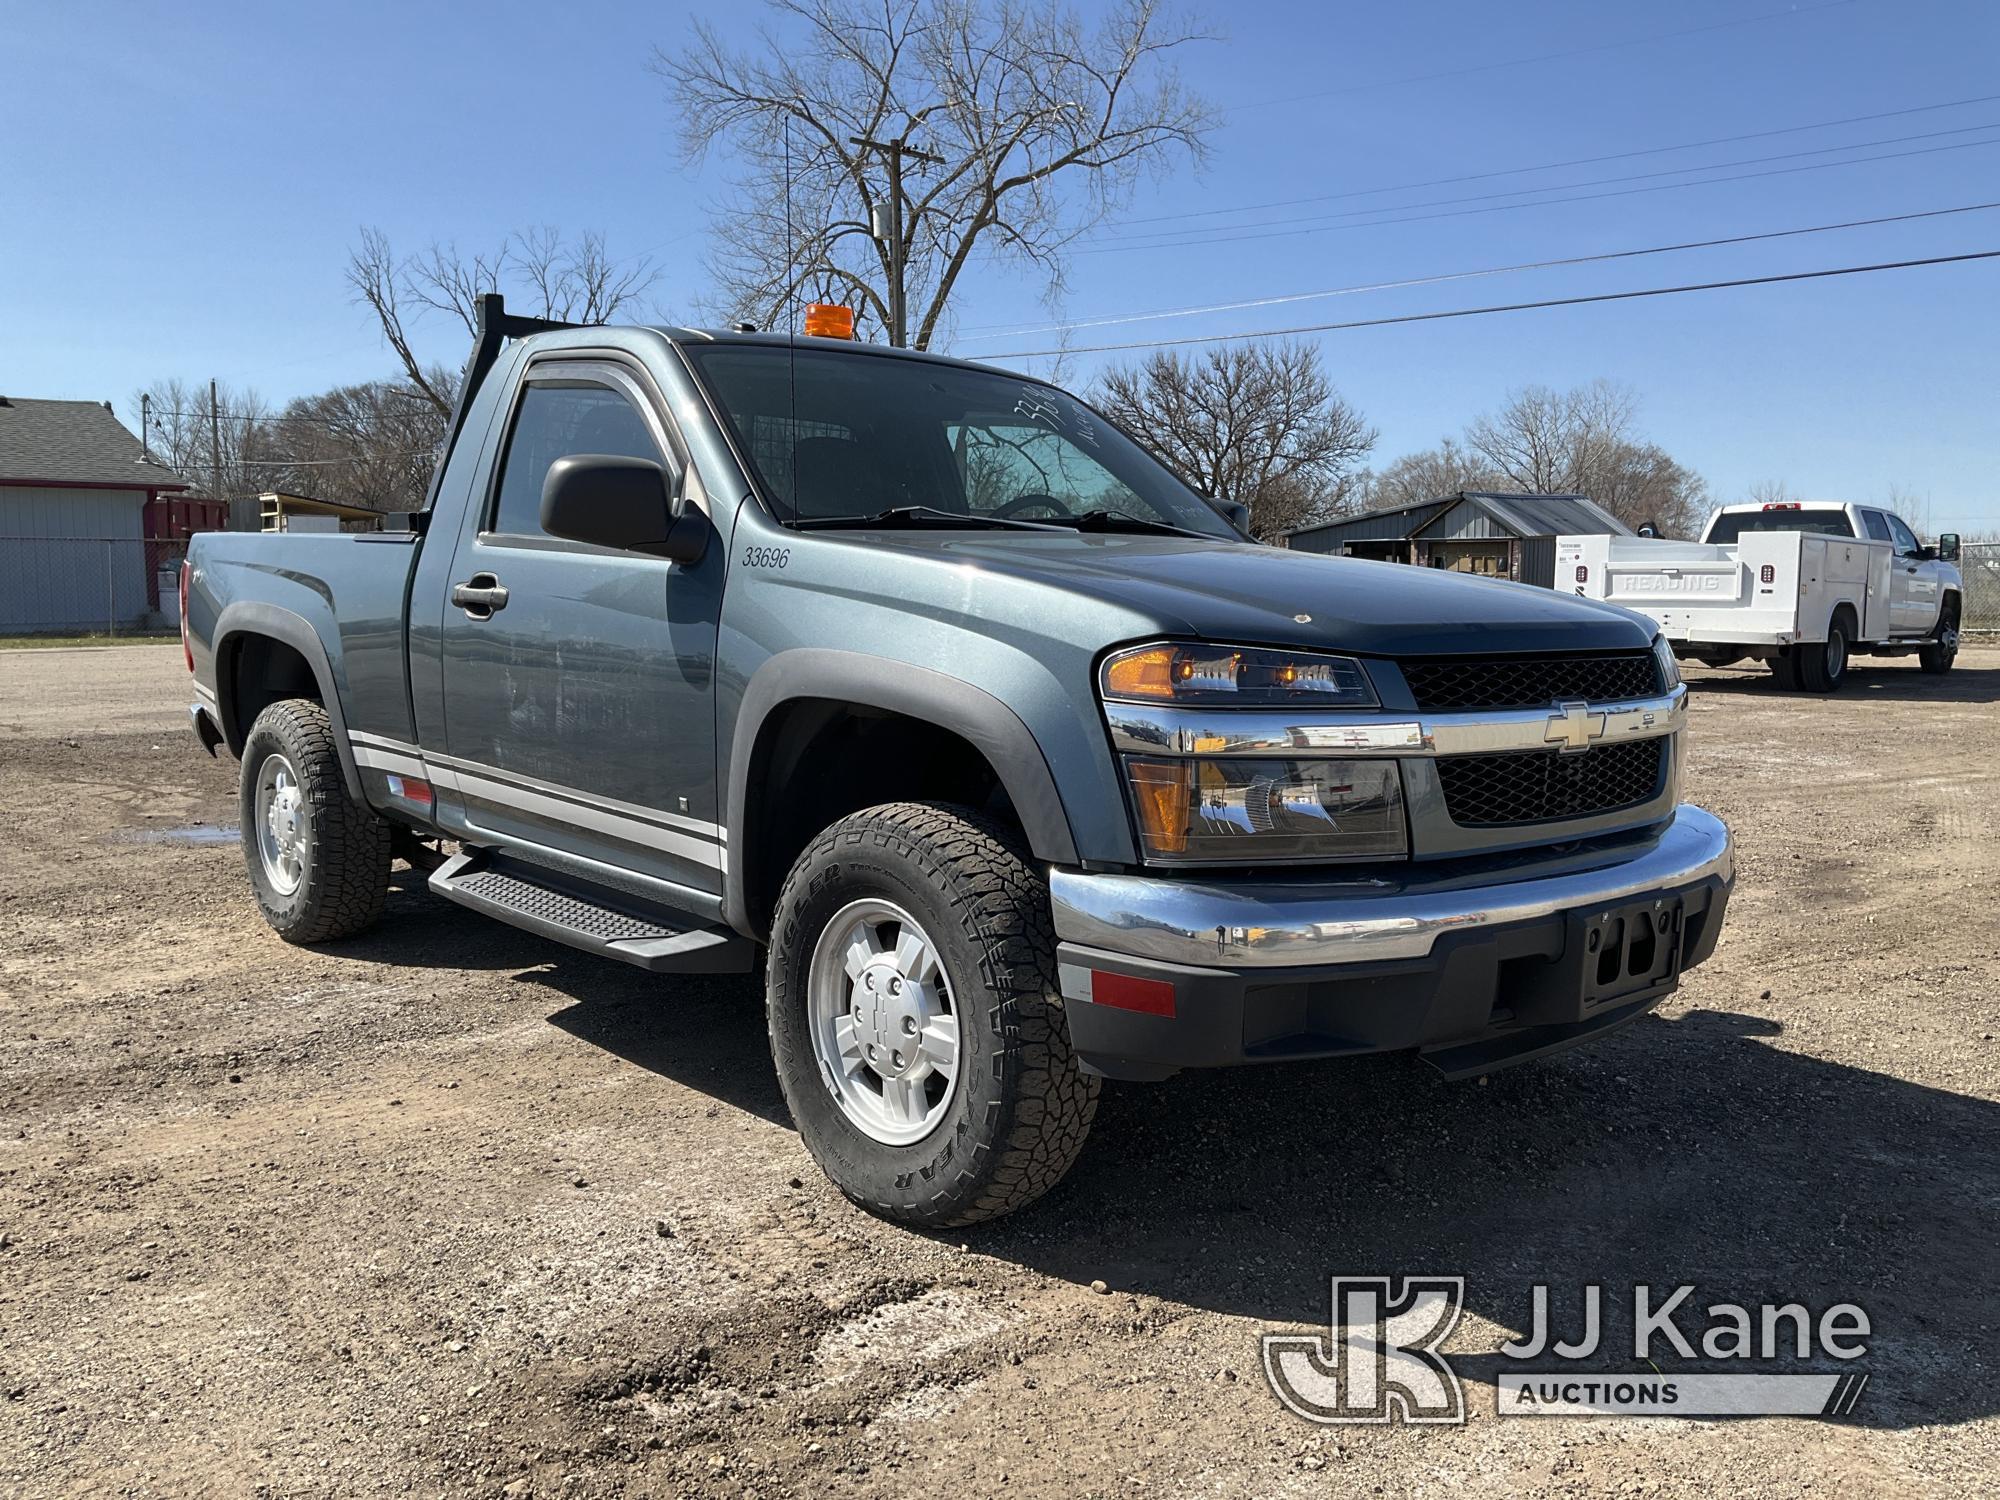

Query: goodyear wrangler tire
[767,802,1099,1228]
[239,698,391,944]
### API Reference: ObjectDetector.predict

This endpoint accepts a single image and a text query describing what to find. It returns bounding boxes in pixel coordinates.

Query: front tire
[1920,599,1960,674]
[766,802,1099,1228]
[239,699,391,943]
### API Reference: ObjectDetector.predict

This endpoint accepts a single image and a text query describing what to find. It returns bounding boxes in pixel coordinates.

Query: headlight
[1124,757,1407,863]
[1652,635,1681,691]
[1100,642,1377,708]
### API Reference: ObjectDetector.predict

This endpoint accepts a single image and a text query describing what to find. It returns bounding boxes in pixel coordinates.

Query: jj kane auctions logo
[1262,1277,1872,1423]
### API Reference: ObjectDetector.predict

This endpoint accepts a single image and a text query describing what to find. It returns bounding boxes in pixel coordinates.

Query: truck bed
[1558,530,1892,650]
[187,529,423,749]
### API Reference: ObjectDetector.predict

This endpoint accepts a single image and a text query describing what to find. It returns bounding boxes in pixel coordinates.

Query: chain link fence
[1960,541,2000,634]
[0,537,192,637]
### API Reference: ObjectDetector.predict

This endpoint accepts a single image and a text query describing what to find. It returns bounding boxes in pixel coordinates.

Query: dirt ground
[2,643,1996,1499]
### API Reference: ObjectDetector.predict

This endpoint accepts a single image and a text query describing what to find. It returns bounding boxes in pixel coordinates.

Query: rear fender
[213,601,365,802]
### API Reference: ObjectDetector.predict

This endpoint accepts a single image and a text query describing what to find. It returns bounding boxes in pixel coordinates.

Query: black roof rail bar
[415,293,581,519]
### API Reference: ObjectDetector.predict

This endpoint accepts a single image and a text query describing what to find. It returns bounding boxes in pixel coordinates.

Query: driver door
[1884,512,1941,636]
[436,357,725,896]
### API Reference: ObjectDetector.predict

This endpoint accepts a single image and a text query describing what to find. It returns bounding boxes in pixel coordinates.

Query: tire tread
[767,801,1098,1228]
[242,699,390,943]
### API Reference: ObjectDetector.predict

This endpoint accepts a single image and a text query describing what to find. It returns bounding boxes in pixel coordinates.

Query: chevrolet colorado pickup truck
[183,296,1733,1227]
[1560,501,1963,691]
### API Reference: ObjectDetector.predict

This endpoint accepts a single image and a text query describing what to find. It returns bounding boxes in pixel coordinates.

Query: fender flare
[212,601,365,801]
[724,648,1080,931]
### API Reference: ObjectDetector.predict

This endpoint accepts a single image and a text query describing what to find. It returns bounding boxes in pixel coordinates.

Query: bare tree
[655,0,1215,349]
[1094,341,1376,541]
[244,381,450,515]
[1361,380,1708,536]
[1462,380,1707,536]
[130,378,270,501]
[1364,437,1501,511]
[1743,478,1794,508]
[347,227,659,412]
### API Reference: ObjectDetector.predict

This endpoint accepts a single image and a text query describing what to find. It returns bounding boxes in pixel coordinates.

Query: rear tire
[1920,598,1960,674]
[240,699,391,943]
[1794,610,1851,693]
[766,802,1099,1228]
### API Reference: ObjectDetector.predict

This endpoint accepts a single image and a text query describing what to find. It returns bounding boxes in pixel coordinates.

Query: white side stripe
[352,745,428,779]
[345,731,727,850]
[451,769,727,871]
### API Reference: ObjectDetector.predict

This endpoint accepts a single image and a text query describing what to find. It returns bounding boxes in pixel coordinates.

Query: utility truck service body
[1559,502,1963,691]
[183,297,1734,1227]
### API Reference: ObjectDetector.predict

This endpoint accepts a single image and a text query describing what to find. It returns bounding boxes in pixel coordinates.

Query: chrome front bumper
[1050,803,1733,970]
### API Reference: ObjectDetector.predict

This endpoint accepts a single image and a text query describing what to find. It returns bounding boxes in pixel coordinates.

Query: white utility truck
[1558,502,1963,692]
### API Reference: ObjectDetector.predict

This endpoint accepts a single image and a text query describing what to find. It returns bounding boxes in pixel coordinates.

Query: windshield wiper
[795,505,1064,533]
[1042,509,1219,540]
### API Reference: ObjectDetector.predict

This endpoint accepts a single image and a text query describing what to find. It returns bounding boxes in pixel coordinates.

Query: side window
[1885,514,1922,556]
[489,382,664,538]
[1859,510,1892,543]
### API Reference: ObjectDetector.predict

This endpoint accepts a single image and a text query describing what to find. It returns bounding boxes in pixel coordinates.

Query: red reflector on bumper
[385,774,433,807]
[1091,970,1175,1017]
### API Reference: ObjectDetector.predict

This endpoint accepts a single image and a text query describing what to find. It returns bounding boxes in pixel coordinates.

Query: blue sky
[2,0,1995,532]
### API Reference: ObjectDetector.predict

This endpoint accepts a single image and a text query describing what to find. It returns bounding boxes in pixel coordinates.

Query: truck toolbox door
[434,357,726,895]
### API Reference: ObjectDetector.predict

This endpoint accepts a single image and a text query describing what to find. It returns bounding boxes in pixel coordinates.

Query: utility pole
[140,392,151,463]
[208,378,224,518]
[849,128,943,348]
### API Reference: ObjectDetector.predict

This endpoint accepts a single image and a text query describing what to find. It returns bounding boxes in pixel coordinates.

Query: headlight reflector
[1101,643,1377,707]
[1652,635,1682,691]
[1124,756,1407,862]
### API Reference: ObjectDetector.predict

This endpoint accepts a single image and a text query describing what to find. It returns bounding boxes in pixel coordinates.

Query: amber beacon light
[803,303,856,339]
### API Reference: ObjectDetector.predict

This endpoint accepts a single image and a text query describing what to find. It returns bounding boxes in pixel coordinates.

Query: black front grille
[1436,739,1666,826]
[1401,652,1660,711]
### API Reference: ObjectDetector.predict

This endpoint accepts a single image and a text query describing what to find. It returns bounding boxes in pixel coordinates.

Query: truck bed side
[185,529,422,798]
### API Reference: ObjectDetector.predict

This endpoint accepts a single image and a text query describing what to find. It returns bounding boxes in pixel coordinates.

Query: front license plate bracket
[1576,895,1685,1012]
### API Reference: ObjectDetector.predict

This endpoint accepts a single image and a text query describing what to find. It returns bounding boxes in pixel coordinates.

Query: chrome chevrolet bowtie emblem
[1544,700,1607,752]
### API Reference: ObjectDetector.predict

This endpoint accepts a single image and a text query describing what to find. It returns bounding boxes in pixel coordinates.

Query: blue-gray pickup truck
[183,296,1733,1226]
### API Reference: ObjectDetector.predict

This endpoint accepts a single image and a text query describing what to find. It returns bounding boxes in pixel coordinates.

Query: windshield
[1706,507,1856,543]
[684,344,1238,538]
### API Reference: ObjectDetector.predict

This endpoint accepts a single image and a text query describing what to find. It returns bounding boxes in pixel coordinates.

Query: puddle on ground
[120,824,239,846]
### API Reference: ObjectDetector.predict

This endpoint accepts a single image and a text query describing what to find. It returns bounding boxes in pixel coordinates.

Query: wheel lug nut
[902,1016,918,1035]
[892,1051,905,1068]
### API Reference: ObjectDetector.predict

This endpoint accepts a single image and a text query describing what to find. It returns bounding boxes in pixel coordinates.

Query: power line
[962,201,2000,344]
[1120,91,2000,230]
[990,250,2000,360]
[1215,0,1864,120]
[1065,134,2000,258]
[1089,121,2000,251]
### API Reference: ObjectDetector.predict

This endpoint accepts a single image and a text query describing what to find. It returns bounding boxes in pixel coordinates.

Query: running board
[429,851,755,974]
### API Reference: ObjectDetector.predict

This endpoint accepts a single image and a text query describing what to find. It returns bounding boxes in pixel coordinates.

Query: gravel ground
[2,643,1996,1499]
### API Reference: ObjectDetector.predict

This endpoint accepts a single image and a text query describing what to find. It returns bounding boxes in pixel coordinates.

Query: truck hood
[860,531,1658,656]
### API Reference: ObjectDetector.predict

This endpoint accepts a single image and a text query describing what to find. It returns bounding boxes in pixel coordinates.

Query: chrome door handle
[452,574,510,618]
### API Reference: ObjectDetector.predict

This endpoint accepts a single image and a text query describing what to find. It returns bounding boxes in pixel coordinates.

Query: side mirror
[1207,496,1251,535]
[540,454,708,565]
[1937,532,1961,562]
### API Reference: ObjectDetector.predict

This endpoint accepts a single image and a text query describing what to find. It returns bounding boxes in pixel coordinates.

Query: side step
[429,851,756,974]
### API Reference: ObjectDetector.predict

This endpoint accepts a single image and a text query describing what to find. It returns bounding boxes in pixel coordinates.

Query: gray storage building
[1284,491,1630,588]
[0,396,189,632]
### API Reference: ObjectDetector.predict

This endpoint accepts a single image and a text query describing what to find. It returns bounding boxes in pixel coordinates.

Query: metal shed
[0,396,190,632]
[1285,491,1629,588]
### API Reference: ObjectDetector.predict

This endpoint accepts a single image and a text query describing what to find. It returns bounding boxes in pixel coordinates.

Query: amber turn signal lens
[1101,646,1180,700]
[803,303,856,339]
[1125,758,1193,855]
